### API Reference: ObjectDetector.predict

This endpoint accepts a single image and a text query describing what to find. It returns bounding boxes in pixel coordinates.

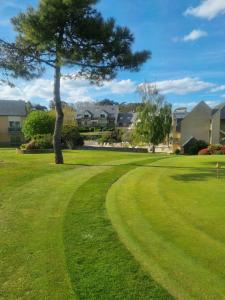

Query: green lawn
[107,155,225,300]
[1,150,225,300]
[0,149,171,300]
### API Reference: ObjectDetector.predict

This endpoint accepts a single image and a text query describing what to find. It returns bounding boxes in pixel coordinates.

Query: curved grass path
[106,155,225,300]
[64,157,173,300]
[1,150,172,299]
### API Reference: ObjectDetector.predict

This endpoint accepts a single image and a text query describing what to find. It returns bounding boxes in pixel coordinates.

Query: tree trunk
[53,65,64,164]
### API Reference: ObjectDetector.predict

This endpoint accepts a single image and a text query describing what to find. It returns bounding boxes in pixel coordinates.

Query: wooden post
[216,162,221,179]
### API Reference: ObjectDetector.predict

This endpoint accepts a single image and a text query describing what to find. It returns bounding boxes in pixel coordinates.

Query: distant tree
[33,104,48,111]
[162,103,172,145]
[135,84,172,152]
[50,101,76,125]
[0,0,150,164]
[98,99,119,106]
[25,101,33,114]
[119,102,142,113]
[22,110,55,139]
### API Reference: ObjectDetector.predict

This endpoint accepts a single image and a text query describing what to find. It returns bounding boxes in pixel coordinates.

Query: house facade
[0,100,27,146]
[75,102,119,128]
[172,101,225,151]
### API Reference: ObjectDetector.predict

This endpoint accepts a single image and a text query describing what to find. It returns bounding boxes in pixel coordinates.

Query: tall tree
[0,0,150,164]
[135,84,172,152]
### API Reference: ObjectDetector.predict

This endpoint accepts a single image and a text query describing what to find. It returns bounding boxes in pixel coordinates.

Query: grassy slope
[64,157,172,300]
[0,149,170,299]
[106,155,225,300]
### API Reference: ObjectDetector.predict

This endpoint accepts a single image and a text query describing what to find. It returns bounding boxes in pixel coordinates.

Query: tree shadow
[171,170,225,182]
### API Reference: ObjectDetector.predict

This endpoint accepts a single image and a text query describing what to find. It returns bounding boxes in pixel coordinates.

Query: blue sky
[1,0,225,108]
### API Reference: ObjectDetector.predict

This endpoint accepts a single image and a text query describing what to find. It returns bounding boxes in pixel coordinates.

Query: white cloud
[148,77,216,95]
[96,79,136,94]
[0,84,23,100]
[183,29,208,42]
[0,77,136,103]
[173,100,221,110]
[185,0,225,20]
[211,85,225,92]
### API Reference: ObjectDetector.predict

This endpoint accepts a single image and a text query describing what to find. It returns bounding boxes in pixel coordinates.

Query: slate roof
[212,102,225,118]
[0,100,26,116]
[173,107,188,120]
[75,102,119,119]
[117,112,136,125]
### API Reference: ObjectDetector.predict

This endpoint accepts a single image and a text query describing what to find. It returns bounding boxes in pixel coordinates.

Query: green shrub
[34,134,53,149]
[99,129,122,144]
[198,148,210,155]
[62,125,84,149]
[21,134,53,150]
[175,149,181,155]
[121,129,134,144]
[22,111,55,139]
[186,140,208,155]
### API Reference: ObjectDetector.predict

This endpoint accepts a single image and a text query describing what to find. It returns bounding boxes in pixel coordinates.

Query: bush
[198,148,210,155]
[34,134,53,149]
[99,129,122,144]
[22,111,55,139]
[198,145,225,155]
[21,134,53,150]
[175,149,181,155]
[62,125,84,149]
[120,129,134,144]
[186,139,208,155]
[208,144,222,153]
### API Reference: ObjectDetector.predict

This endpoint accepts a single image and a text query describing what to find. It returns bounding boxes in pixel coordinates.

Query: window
[9,121,21,131]
[100,114,106,119]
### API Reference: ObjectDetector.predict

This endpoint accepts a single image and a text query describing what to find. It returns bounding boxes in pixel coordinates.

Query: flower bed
[198,145,225,155]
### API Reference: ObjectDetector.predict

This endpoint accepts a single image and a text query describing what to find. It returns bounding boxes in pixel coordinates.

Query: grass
[0,149,170,299]
[64,159,172,300]
[107,155,225,300]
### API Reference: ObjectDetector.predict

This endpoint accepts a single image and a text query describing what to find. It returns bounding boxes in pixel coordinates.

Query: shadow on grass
[65,162,224,171]
[65,158,225,182]
[171,170,225,182]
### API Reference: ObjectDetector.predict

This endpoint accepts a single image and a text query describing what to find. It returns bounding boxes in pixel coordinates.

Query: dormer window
[84,111,92,118]
[100,113,106,118]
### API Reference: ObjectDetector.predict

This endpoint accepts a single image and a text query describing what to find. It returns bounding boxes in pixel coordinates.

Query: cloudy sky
[1,0,225,108]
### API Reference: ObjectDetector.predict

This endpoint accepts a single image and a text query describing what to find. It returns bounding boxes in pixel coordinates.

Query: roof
[0,100,26,116]
[75,102,119,119]
[212,102,225,117]
[173,107,188,120]
[182,136,197,147]
[118,112,134,123]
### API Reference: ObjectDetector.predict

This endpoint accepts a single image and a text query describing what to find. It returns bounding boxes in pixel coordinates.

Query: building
[76,102,119,128]
[117,112,137,128]
[172,101,225,151]
[171,107,188,151]
[0,100,26,146]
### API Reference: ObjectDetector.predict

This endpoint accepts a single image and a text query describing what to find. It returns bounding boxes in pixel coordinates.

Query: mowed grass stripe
[0,150,167,300]
[1,165,108,300]
[106,156,225,300]
[63,157,173,300]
